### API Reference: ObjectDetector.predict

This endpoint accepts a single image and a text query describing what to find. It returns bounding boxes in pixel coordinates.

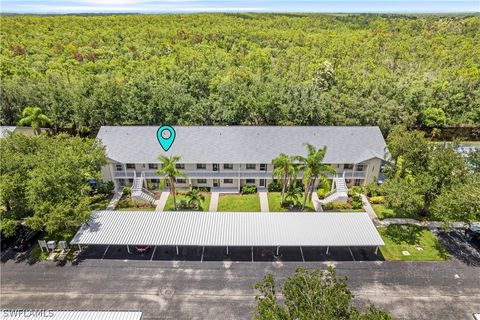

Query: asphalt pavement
[1,258,479,320]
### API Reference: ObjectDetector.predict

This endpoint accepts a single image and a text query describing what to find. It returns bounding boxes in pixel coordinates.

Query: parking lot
[75,245,381,262]
[436,230,480,267]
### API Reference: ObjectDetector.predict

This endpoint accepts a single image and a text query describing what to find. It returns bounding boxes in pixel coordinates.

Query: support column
[251,246,254,262]
[276,246,279,256]
[375,246,379,255]
[77,244,82,251]
[176,245,179,255]
[127,245,131,254]
[326,246,329,255]
[226,246,229,256]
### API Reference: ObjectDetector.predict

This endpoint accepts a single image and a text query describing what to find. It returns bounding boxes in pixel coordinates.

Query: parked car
[135,245,151,253]
[11,226,40,252]
[465,226,480,248]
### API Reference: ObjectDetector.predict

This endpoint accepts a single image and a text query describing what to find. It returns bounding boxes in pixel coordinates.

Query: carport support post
[176,246,179,255]
[77,244,81,251]
[326,246,329,255]
[276,246,279,256]
[127,245,131,254]
[375,246,378,255]
[226,246,229,256]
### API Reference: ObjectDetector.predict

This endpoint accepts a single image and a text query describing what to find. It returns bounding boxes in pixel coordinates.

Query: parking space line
[348,247,355,261]
[299,247,305,262]
[101,245,110,260]
[150,246,157,261]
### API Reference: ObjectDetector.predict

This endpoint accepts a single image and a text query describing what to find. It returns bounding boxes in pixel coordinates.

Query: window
[246,164,256,170]
[354,179,362,186]
[196,164,206,170]
[260,164,267,171]
[128,178,134,184]
[119,179,126,186]
[356,164,366,172]
[176,163,185,169]
[223,164,233,170]
[116,164,123,171]
[126,163,135,169]
[246,179,255,184]
[344,164,353,170]
[176,178,186,184]
[197,179,207,184]
[151,179,159,183]
[223,179,233,184]
[148,163,158,170]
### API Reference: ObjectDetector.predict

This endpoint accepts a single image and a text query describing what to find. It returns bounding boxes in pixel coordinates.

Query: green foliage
[323,202,352,210]
[1,14,478,133]
[421,107,447,128]
[0,133,106,236]
[241,185,257,195]
[283,185,302,207]
[184,189,205,210]
[17,106,51,135]
[156,155,186,210]
[383,128,471,219]
[365,181,382,197]
[96,180,114,195]
[348,186,364,197]
[122,187,131,196]
[369,196,385,204]
[267,181,282,192]
[253,266,393,320]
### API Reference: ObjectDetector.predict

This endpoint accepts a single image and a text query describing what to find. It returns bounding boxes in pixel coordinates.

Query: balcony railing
[114,169,367,180]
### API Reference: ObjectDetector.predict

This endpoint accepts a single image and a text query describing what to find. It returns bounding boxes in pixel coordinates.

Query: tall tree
[296,144,335,211]
[156,155,186,211]
[272,153,295,204]
[17,107,52,135]
[253,266,393,320]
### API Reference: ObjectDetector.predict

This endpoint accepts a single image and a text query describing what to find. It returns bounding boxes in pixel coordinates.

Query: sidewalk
[258,189,269,212]
[209,192,219,212]
[106,189,123,210]
[155,191,170,211]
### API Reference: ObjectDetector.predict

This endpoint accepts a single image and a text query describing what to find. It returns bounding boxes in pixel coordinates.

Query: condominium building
[97,126,387,192]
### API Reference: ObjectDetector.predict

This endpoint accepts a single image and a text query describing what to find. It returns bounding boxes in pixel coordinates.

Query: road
[1,259,479,320]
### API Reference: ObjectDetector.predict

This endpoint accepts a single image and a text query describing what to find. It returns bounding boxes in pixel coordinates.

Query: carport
[70,211,384,261]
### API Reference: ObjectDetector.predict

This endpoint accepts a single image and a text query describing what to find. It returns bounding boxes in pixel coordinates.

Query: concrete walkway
[106,189,123,210]
[258,189,269,212]
[361,194,379,222]
[209,192,219,212]
[155,191,170,211]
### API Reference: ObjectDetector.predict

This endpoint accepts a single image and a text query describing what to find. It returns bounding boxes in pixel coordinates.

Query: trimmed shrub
[324,202,352,210]
[365,181,382,197]
[369,196,385,204]
[192,186,210,192]
[351,201,363,209]
[268,181,282,192]
[348,186,364,197]
[122,187,131,196]
[241,185,257,194]
[97,181,114,195]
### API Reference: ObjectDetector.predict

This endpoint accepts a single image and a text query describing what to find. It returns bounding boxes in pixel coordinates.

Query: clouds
[1,0,479,14]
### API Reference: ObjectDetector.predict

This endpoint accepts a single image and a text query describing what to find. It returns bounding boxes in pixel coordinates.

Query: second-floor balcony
[114,169,368,180]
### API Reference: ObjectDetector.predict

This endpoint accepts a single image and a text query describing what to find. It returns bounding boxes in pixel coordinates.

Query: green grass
[372,204,435,221]
[267,192,316,212]
[164,193,211,211]
[89,195,112,211]
[378,225,449,261]
[218,194,261,212]
[28,244,50,261]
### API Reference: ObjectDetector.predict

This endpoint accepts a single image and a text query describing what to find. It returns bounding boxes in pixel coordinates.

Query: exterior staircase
[131,172,156,204]
[319,177,349,206]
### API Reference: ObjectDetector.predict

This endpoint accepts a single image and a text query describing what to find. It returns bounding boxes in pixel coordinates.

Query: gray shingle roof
[97,126,387,164]
[71,211,385,247]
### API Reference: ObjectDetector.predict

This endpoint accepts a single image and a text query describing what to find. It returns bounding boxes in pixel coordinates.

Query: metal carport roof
[0,311,142,320]
[70,211,384,247]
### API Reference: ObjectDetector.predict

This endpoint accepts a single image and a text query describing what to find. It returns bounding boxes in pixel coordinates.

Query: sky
[1,0,478,14]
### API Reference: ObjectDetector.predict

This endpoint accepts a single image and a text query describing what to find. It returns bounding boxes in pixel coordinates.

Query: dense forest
[1,13,479,135]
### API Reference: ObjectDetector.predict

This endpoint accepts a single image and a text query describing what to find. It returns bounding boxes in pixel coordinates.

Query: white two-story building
[97,126,387,194]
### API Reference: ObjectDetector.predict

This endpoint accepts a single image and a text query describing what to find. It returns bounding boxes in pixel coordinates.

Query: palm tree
[185,189,205,210]
[156,155,186,211]
[284,185,302,208]
[296,144,336,211]
[272,153,295,204]
[17,106,52,135]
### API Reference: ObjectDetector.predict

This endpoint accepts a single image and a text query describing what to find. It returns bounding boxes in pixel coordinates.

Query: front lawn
[89,194,113,211]
[164,193,211,211]
[218,194,261,212]
[378,225,449,261]
[267,192,315,212]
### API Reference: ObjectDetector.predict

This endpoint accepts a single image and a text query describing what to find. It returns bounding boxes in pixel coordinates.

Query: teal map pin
[157,125,176,152]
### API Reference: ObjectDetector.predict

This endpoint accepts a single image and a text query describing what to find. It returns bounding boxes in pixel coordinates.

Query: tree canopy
[0,133,106,237]
[1,14,479,134]
[253,266,393,320]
